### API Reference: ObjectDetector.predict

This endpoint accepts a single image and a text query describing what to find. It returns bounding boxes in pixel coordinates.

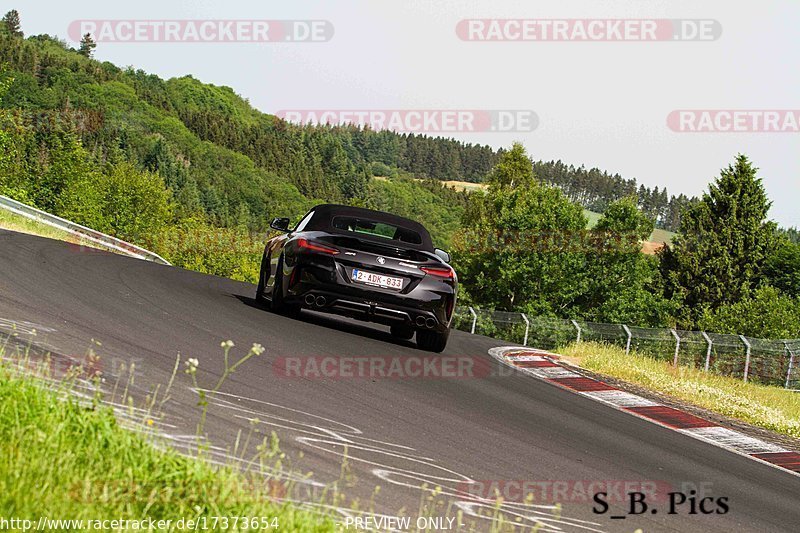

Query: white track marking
[200,388,602,530]
[506,354,549,362]
[0,317,56,334]
[296,436,471,483]
[453,501,606,533]
[680,426,789,454]
[200,389,364,435]
[525,367,582,379]
[581,390,659,408]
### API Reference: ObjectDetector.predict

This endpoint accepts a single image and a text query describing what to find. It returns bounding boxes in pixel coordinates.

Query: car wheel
[390,324,414,340]
[271,256,301,317]
[416,327,450,353]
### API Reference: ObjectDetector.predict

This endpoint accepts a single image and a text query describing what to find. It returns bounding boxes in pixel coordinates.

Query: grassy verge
[0,208,109,252]
[557,342,800,439]
[0,368,334,531]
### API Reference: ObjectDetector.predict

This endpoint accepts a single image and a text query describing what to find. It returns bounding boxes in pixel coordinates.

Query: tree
[453,144,589,314]
[578,197,674,326]
[487,142,533,189]
[697,286,800,339]
[78,33,96,58]
[764,238,800,299]
[1,10,22,37]
[340,164,370,201]
[59,162,173,242]
[659,155,778,326]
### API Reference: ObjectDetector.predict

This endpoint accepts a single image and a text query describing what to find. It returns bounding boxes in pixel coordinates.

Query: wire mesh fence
[453,305,800,390]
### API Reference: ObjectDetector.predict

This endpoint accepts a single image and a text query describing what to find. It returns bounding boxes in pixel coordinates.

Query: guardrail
[453,305,800,390]
[0,195,171,265]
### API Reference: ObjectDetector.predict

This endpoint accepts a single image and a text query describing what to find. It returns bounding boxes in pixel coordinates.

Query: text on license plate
[351,269,403,289]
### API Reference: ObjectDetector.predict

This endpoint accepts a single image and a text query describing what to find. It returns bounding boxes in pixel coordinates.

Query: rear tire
[416,327,450,353]
[271,256,300,317]
[390,324,415,340]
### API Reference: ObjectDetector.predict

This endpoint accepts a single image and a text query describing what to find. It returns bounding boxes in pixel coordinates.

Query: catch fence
[453,306,800,389]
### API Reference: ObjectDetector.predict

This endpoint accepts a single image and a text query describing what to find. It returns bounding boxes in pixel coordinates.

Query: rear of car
[262,205,457,352]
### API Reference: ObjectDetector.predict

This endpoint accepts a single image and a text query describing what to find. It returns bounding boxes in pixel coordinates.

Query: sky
[11,0,800,227]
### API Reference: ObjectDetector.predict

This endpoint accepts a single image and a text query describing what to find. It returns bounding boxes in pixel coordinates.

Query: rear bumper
[284,257,455,333]
[293,289,447,332]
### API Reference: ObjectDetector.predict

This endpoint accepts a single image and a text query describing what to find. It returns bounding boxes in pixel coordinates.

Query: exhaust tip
[304,294,316,306]
[415,316,426,327]
[315,295,327,307]
[425,317,437,329]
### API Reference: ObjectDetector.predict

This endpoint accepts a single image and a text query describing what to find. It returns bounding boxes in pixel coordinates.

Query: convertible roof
[305,204,434,251]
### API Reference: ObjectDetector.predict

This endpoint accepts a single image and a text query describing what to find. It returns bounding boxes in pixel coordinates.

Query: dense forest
[0,14,699,235]
[0,26,473,231]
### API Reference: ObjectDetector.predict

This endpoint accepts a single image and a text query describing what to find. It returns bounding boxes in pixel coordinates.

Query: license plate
[351,269,404,290]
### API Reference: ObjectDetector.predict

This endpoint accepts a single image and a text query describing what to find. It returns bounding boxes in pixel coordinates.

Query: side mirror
[270,217,291,232]
[434,248,451,263]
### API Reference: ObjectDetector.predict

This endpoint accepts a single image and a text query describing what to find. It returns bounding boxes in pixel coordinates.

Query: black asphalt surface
[1,229,799,532]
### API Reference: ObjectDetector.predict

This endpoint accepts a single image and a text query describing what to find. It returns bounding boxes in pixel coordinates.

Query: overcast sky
[14,0,800,227]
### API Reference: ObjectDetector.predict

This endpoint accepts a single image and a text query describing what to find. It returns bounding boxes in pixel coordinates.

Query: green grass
[0,208,88,245]
[557,342,800,439]
[0,208,121,253]
[582,209,602,228]
[0,367,334,531]
[583,208,675,244]
[650,227,675,245]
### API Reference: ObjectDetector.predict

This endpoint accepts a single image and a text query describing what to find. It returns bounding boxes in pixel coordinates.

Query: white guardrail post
[468,306,477,335]
[571,319,581,343]
[521,313,530,347]
[622,324,632,356]
[785,342,796,389]
[670,329,680,366]
[701,331,713,372]
[739,335,752,383]
[0,195,170,265]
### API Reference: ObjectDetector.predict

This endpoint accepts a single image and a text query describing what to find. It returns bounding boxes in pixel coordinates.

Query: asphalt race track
[1,229,799,532]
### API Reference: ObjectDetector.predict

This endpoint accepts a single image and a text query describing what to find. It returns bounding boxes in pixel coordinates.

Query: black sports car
[256,204,457,352]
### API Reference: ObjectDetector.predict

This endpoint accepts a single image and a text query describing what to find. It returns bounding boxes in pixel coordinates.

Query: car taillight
[421,266,454,279]
[297,238,340,255]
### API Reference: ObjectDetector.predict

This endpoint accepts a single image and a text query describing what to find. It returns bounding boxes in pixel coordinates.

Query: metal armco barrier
[0,195,171,266]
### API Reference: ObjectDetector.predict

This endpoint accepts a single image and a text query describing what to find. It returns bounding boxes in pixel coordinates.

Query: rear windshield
[331,216,423,245]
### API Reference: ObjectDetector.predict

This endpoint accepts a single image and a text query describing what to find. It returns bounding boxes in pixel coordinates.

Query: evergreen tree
[1,10,22,37]
[78,33,96,58]
[659,154,778,326]
[341,164,370,201]
[764,238,800,299]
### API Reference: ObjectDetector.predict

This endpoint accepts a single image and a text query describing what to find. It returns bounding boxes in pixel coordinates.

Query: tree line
[531,160,695,231]
[1,10,699,234]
